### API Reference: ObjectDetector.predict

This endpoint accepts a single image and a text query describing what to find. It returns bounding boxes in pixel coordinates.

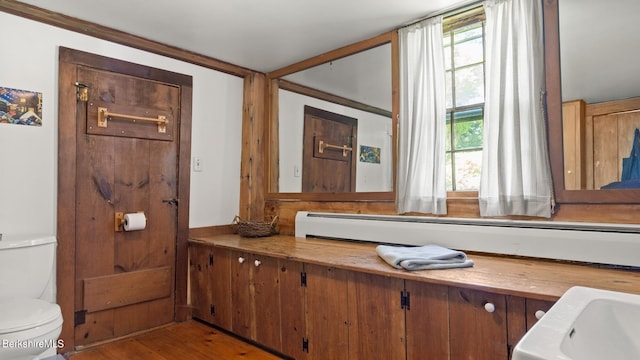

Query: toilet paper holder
[115,211,145,231]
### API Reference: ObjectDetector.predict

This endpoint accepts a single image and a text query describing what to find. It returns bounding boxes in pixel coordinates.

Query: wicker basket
[233,215,278,237]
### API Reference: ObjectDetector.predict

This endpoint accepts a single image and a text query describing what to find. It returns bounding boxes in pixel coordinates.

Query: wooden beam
[240,73,267,220]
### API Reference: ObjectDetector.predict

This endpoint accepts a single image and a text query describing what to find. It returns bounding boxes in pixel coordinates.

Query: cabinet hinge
[301,272,307,287]
[302,337,309,353]
[74,310,87,326]
[209,254,214,266]
[400,290,411,310]
[210,304,215,316]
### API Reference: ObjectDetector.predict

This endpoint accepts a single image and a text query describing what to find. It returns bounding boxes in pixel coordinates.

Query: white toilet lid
[0,298,62,334]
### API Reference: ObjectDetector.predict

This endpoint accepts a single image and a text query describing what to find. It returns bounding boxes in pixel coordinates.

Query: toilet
[0,235,64,360]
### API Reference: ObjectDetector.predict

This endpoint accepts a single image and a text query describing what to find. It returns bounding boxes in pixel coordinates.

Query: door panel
[74,65,179,346]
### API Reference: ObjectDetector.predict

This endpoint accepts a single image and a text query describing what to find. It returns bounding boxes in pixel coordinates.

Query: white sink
[513,286,640,360]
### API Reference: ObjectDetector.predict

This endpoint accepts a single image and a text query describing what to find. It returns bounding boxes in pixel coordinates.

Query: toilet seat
[0,298,62,334]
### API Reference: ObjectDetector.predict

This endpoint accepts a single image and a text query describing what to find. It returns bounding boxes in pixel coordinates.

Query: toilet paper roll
[123,212,146,231]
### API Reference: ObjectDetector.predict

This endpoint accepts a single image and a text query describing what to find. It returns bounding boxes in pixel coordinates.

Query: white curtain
[480,0,553,217]
[397,16,447,214]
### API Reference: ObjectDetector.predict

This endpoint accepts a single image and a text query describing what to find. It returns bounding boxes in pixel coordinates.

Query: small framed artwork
[0,86,43,126]
[360,145,381,164]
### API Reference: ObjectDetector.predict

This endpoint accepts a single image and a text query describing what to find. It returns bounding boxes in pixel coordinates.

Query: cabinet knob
[535,310,546,320]
[254,259,262,267]
[484,302,496,313]
[238,257,245,264]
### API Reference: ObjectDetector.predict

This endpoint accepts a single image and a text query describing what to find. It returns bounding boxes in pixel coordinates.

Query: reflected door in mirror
[302,106,357,192]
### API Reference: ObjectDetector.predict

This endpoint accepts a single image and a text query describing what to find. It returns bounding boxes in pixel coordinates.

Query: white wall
[0,12,243,235]
[278,89,393,192]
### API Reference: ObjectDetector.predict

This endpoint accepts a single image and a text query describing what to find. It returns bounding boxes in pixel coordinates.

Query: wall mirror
[266,33,397,200]
[549,0,640,203]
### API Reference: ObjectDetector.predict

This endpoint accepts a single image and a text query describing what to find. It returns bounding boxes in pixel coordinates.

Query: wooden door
[302,106,357,192]
[405,281,450,360]
[449,287,509,360]
[304,263,349,360]
[347,272,406,359]
[74,65,180,346]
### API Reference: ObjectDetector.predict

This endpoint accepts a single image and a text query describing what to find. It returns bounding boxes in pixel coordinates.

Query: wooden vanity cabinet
[189,241,556,360]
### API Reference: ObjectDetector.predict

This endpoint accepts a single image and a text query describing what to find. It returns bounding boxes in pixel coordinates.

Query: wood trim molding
[56,56,78,354]
[0,0,255,78]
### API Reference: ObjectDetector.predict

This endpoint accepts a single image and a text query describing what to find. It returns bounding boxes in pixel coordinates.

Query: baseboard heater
[295,211,640,268]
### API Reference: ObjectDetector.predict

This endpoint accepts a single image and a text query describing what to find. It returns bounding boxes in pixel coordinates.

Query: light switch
[193,156,203,172]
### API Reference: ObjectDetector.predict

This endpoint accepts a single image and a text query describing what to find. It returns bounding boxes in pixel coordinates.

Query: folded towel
[376,244,474,271]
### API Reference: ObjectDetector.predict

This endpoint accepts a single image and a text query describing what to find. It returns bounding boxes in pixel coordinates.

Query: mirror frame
[545,0,640,203]
[265,31,398,201]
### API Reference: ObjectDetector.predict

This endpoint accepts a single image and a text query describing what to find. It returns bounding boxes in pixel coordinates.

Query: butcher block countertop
[189,234,640,302]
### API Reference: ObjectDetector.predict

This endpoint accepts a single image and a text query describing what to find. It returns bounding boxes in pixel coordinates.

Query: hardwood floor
[66,320,285,360]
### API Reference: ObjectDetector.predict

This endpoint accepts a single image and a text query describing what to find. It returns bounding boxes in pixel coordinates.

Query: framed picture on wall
[0,86,43,126]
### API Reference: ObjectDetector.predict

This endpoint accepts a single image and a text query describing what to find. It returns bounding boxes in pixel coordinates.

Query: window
[443,11,485,191]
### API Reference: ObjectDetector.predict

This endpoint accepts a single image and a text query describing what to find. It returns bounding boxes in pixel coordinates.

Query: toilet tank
[0,234,57,301]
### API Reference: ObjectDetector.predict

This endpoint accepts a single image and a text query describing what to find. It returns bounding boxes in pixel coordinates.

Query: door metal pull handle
[98,107,168,133]
[318,140,353,157]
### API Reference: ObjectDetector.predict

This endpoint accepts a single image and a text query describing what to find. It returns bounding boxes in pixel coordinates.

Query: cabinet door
[189,243,214,323]
[305,263,349,360]
[230,250,252,339]
[280,259,306,360]
[251,254,282,351]
[449,287,508,360]
[525,298,555,330]
[405,280,450,360]
[189,244,232,329]
[347,272,406,359]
